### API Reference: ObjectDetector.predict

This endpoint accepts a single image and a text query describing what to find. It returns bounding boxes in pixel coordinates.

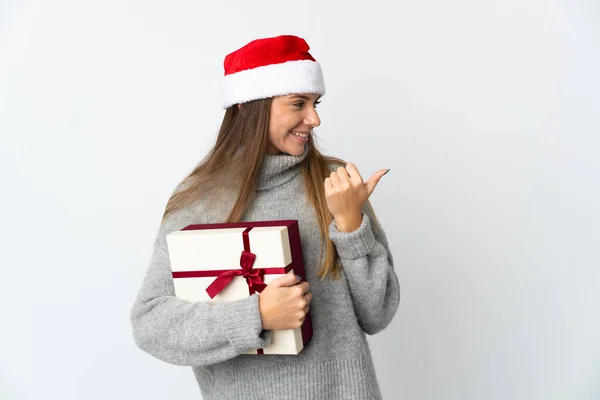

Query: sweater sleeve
[130,216,272,366]
[328,204,400,335]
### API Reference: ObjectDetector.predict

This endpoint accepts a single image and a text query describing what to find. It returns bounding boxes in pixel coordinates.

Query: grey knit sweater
[130,146,400,399]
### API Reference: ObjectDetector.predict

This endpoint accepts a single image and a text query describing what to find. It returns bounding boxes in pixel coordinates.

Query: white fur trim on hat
[221,60,325,109]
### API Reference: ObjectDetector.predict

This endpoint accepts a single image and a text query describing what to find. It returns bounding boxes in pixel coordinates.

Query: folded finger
[329,171,341,187]
[345,163,364,184]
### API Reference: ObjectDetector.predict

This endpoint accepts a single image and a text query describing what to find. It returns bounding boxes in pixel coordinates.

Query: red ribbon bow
[205,250,268,299]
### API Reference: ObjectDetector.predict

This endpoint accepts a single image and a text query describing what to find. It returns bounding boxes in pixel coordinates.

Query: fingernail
[383,169,391,176]
[295,275,302,281]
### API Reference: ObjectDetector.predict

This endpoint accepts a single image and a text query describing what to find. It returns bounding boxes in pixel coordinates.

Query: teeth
[291,131,309,138]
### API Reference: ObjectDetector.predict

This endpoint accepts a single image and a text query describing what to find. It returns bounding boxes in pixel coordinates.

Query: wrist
[334,213,363,232]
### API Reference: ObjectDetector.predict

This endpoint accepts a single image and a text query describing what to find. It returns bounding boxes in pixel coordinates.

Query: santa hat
[221,35,325,109]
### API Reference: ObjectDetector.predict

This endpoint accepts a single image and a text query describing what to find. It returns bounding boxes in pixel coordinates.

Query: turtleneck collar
[257,144,308,191]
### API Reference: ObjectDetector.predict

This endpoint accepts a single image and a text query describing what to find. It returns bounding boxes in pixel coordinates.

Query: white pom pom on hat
[221,35,326,109]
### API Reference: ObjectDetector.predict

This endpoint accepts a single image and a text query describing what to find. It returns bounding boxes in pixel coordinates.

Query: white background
[1,0,599,399]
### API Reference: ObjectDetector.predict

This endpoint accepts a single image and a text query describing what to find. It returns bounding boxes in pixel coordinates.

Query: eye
[292,100,320,109]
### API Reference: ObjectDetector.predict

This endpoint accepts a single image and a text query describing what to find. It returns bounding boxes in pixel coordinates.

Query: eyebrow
[288,94,321,101]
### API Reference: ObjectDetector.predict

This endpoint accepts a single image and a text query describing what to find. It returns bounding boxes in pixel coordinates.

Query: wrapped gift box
[166,220,312,355]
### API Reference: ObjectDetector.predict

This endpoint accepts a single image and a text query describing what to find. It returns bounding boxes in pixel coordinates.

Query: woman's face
[266,93,321,156]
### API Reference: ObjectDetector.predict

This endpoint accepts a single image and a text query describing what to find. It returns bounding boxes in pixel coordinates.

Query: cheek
[267,117,279,137]
[269,117,288,139]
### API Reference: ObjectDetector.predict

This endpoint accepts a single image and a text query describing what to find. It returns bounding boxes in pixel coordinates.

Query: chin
[286,147,305,156]
[272,141,306,156]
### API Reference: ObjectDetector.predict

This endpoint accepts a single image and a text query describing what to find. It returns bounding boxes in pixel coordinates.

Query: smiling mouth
[290,131,310,139]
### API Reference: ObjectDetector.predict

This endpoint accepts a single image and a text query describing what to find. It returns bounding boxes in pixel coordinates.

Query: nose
[304,106,321,128]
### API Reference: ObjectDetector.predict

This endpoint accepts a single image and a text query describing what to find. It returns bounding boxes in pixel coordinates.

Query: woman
[131,34,400,400]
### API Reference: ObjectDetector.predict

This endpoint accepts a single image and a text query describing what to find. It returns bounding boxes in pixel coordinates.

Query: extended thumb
[365,169,390,196]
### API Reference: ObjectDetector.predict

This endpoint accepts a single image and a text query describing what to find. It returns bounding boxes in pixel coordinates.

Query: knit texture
[131,145,400,399]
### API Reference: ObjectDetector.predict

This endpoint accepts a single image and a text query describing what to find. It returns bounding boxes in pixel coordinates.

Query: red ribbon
[204,250,267,298]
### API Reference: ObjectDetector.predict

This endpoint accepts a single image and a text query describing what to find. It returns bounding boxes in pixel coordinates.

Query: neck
[257,145,308,191]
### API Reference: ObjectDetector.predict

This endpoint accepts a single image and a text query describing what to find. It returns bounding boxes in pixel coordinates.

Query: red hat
[221,35,326,109]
